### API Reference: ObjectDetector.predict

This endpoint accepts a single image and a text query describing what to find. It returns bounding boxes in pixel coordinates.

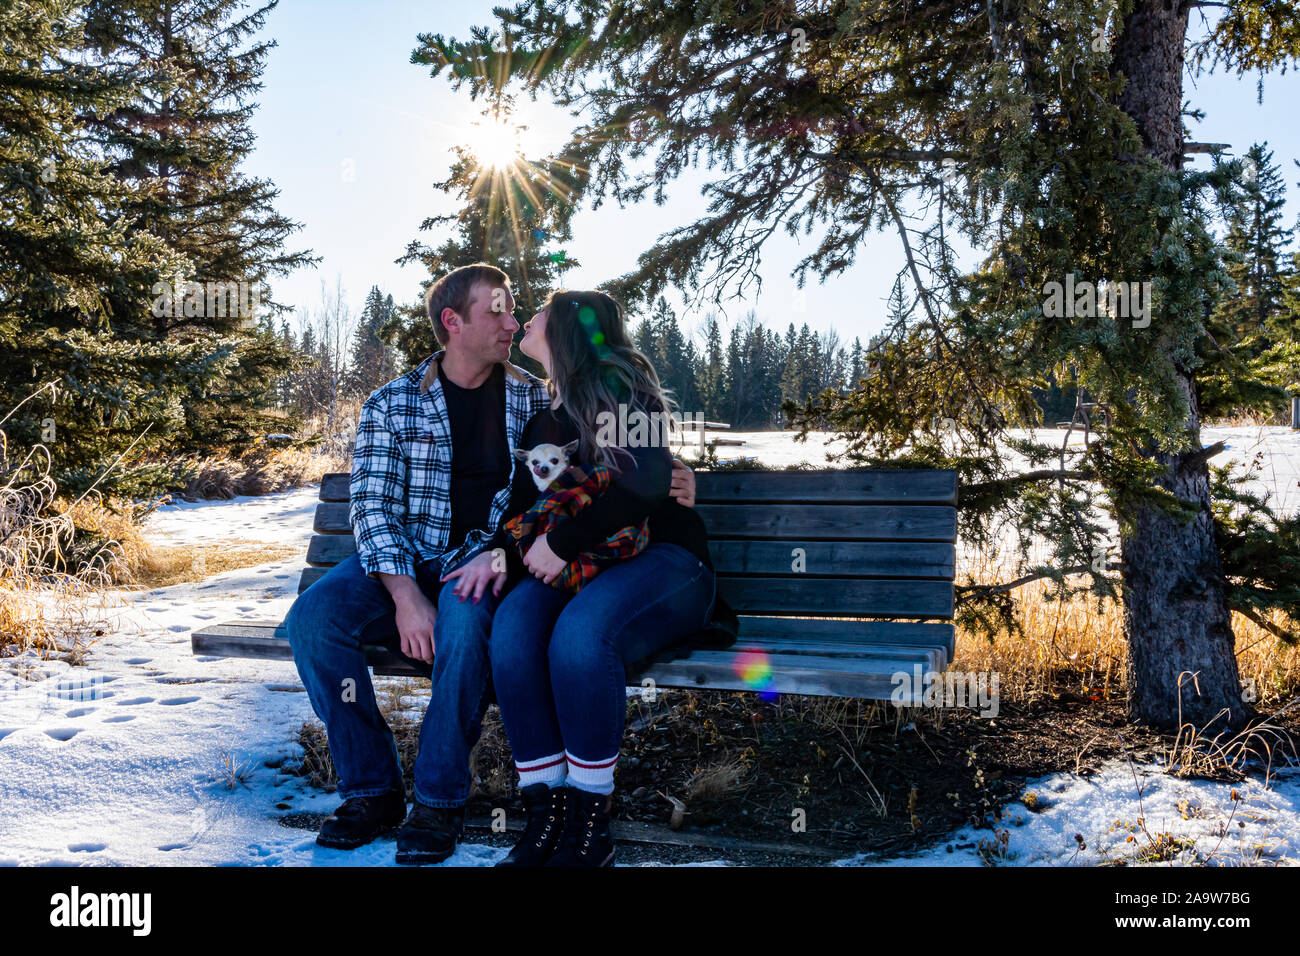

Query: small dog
[514,439,580,492]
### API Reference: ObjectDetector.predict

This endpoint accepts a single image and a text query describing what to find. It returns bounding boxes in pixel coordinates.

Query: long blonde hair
[542,289,675,470]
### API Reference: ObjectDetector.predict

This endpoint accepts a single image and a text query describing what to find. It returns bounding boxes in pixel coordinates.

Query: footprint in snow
[44,728,81,741]
[194,613,216,620]
[115,697,155,706]
[167,625,189,632]
[65,708,94,718]
[0,729,17,743]
[158,696,201,706]
[124,658,152,665]
[102,715,135,723]
[68,843,106,853]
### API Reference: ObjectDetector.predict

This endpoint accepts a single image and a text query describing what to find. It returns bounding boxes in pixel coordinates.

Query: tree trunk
[1111,0,1249,730]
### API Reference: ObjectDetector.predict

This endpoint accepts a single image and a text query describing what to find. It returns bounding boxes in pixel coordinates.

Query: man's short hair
[424,263,511,346]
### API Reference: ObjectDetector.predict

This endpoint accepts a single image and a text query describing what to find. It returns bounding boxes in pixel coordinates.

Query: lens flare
[733,650,778,700]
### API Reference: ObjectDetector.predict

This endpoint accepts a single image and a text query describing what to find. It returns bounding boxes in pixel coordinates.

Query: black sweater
[488,398,713,579]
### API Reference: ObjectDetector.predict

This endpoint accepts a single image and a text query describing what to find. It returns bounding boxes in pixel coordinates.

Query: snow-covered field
[0,428,1297,867]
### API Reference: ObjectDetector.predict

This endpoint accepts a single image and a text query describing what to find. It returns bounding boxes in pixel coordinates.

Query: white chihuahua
[514,439,581,492]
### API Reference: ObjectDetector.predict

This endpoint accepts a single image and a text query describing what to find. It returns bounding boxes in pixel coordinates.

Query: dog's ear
[512,447,530,461]
[562,439,580,458]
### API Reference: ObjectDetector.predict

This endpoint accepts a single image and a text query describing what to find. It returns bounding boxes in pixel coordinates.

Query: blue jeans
[490,543,716,770]
[285,552,505,807]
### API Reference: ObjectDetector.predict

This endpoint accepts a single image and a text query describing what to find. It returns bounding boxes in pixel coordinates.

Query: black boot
[496,783,569,867]
[546,786,616,867]
[394,801,465,865]
[316,788,406,849]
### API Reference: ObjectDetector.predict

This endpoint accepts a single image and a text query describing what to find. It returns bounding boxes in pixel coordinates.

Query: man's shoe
[316,788,406,849]
[394,801,464,865]
[545,786,615,867]
[495,783,569,867]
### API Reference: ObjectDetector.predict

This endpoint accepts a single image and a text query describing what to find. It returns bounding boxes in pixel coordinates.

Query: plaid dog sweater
[503,463,649,593]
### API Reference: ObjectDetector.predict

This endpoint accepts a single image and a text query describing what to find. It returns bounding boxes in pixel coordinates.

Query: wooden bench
[191,468,958,700]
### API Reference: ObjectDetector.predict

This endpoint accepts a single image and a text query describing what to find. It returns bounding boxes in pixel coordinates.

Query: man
[285,263,697,865]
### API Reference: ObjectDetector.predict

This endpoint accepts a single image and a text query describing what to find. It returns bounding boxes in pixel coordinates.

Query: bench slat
[320,474,350,502]
[321,468,960,507]
[719,576,953,618]
[315,502,957,543]
[693,503,957,542]
[696,469,957,505]
[195,617,954,660]
[305,533,956,580]
[190,623,944,700]
[708,540,954,578]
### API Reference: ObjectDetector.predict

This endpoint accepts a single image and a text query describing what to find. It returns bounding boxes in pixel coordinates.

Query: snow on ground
[696,425,1299,516]
[838,761,1300,867]
[1,428,1297,866]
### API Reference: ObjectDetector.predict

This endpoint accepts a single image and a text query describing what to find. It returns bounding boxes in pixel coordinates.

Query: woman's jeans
[285,552,504,808]
[490,543,716,775]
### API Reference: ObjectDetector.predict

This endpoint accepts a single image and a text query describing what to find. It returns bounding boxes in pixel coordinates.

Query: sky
[241,0,1300,349]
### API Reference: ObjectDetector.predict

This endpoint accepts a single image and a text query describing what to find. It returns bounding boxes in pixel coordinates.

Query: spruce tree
[1203,143,1300,417]
[429,0,1300,729]
[0,0,213,498]
[79,0,316,453]
[344,287,399,399]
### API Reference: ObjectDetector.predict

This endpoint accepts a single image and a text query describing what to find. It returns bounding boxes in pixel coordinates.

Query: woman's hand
[523,533,567,584]
[441,549,507,603]
[669,458,696,508]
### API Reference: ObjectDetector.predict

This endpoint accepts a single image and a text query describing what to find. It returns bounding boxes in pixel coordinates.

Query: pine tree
[444,0,1300,729]
[0,0,216,497]
[698,314,728,421]
[79,0,315,455]
[344,287,399,400]
[1203,143,1300,417]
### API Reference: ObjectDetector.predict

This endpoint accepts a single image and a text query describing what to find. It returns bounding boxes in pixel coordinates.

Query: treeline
[632,297,866,429]
[2,1,311,499]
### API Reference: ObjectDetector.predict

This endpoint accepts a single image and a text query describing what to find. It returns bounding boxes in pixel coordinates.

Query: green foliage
[3,0,313,498]
[426,0,1300,653]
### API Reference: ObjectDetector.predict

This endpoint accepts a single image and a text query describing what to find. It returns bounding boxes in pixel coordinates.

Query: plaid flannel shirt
[350,350,551,580]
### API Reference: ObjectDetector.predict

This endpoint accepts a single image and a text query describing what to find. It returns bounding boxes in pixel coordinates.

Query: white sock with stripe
[565,751,618,795]
[516,752,567,789]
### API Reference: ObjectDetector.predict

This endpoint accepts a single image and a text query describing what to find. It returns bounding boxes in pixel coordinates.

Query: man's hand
[669,457,696,508]
[441,550,507,604]
[523,533,566,584]
[378,573,437,664]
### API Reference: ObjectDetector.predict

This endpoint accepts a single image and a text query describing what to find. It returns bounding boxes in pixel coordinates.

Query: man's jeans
[285,552,504,808]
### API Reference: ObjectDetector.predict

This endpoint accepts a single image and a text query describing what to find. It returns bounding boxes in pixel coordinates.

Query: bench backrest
[302,469,956,631]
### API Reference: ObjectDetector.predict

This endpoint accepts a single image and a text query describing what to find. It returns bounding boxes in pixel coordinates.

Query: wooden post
[1292,396,1300,430]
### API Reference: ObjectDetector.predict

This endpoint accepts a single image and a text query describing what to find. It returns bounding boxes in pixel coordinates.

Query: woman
[480,289,715,867]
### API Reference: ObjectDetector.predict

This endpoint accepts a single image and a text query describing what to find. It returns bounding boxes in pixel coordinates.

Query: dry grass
[951,572,1300,712]
[0,439,114,661]
[684,750,758,802]
[172,445,349,501]
[126,540,302,590]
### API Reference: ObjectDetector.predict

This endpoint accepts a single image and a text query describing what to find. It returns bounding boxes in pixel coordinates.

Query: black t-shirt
[487,394,713,578]
[439,363,511,550]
